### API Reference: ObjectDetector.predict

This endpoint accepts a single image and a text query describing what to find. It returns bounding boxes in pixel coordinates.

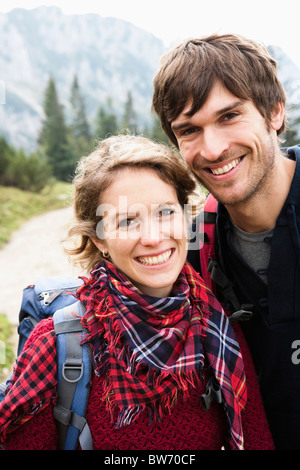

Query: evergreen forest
[0,75,170,192]
[1,74,300,194]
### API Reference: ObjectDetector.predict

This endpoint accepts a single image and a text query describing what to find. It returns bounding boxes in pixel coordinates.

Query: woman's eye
[119,219,133,228]
[118,217,137,229]
[159,208,174,217]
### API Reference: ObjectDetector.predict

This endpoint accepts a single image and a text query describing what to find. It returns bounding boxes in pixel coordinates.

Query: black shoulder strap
[207,258,253,322]
[199,195,253,322]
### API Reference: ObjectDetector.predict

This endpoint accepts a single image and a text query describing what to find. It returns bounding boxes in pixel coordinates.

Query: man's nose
[199,127,230,162]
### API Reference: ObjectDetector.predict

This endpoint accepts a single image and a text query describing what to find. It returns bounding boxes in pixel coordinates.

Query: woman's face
[93,167,188,297]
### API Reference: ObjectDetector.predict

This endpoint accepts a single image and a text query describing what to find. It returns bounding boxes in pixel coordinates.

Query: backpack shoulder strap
[53,301,93,450]
[199,193,218,291]
[199,194,253,322]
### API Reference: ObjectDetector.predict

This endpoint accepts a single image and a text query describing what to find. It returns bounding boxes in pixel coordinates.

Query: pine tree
[0,137,12,182]
[69,75,91,156]
[38,77,74,181]
[284,114,300,147]
[150,115,172,145]
[121,91,139,134]
[94,97,119,139]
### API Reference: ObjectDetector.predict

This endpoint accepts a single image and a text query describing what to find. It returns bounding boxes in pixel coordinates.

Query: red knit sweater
[3,318,274,450]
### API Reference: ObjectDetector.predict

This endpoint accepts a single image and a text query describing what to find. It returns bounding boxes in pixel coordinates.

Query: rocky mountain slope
[0,6,165,150]
[1,7,300,151]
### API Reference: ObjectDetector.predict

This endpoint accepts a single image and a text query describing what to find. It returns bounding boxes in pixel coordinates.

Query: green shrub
[6,149,51,192]
[0,136,52,192]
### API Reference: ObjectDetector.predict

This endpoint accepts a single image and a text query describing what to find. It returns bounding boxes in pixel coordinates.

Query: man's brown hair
[152,34,286,147]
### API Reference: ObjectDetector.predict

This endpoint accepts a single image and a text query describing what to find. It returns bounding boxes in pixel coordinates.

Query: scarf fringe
[105,379,197,429]
[98,341,202,429]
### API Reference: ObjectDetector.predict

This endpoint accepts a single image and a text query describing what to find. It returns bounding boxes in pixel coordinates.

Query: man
[152,34,300,449]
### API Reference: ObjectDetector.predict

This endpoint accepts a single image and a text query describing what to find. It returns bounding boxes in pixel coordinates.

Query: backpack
[0,276,94,450]
[199,194,253,322]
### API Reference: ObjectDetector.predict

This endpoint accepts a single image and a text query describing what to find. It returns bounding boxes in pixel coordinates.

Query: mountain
[1,7,300,152]
[0,6,166,151]
[268,45,300,117]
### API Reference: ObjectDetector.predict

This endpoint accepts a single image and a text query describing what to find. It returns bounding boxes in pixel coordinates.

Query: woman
[0,135,273,450]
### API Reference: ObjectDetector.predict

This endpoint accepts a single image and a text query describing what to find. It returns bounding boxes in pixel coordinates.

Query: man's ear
[270,101,285,131]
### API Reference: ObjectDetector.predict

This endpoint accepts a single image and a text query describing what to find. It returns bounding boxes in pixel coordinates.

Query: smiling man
[152,34,300,449]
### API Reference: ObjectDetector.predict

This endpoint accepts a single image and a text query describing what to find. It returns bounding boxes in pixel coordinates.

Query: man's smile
[209,157,242,175]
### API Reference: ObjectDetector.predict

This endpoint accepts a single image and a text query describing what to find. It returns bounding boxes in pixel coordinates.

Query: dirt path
[0,207,82,354]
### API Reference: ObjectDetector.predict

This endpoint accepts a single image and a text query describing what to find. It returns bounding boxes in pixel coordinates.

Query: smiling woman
[67,134,200,273]
[0,134,274,450]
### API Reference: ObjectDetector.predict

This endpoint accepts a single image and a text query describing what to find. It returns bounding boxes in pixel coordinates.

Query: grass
[0,313,15,383]
[0,180,72,249]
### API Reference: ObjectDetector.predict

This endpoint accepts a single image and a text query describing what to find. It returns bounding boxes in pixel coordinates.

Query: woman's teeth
[211,158,241,175]
[137,249,172,266]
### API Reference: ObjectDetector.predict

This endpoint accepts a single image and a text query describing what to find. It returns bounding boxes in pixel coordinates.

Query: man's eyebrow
[171,100,245,131]
[171,119,194,132]
[215,100,245,117]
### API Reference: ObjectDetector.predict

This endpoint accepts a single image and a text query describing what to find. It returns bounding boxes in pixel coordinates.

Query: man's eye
[182,127,196,136]
[223,112,238,121]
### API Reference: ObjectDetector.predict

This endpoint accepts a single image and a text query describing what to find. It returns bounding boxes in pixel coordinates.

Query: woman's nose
[139,220,164,246]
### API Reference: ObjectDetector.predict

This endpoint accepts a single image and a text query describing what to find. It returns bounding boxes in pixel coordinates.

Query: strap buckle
[201,377,223,411]
[62,360,84,383]
[229,304,253,322]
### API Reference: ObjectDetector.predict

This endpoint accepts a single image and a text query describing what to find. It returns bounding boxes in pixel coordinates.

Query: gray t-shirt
[230,222,274,284]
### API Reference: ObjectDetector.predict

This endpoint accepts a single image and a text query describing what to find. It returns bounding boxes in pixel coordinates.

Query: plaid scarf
[77,261,247,450]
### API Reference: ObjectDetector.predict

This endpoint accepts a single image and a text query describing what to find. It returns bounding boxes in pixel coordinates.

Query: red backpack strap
[199,194,218,292]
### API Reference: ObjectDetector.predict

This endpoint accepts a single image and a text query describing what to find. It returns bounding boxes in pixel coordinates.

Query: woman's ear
[270,101,285,131]
[90,236,106,254]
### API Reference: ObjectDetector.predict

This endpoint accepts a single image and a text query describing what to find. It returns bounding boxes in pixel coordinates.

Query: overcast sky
[1,0,300,69]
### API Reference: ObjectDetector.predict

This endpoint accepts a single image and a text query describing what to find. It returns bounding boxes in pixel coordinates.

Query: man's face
[171,81,283,206]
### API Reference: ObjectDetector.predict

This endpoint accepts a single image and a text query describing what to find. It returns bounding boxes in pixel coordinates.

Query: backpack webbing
[53,301,93,450]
